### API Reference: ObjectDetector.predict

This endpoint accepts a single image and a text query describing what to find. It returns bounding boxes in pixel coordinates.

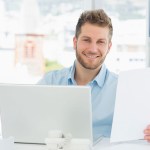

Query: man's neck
[74,62,101,85]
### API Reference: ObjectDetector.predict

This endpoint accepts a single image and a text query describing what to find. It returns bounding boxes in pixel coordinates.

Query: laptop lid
[0,84,92,144]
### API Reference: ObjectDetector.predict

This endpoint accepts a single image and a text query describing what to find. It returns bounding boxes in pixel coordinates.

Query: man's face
[73,23,112,70]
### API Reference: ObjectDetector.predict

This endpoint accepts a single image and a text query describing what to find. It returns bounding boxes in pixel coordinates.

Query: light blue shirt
[38,62,118,142]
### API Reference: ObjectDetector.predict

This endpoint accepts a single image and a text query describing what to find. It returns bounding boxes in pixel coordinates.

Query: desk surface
[14,138,150,150]
[14,143,46,150]
[94,138,150,150]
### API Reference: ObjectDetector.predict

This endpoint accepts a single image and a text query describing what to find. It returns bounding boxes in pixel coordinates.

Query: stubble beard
[75,47,106,70]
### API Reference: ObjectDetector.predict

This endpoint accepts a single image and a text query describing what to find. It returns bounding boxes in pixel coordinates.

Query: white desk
[14,143,46,150]
[94,138,150,150]
[14,138,150,150]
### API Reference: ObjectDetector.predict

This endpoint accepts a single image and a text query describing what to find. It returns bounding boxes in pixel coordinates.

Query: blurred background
[0,0,148,84]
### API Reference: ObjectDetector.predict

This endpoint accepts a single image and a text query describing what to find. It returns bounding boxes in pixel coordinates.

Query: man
[38,9,150,143]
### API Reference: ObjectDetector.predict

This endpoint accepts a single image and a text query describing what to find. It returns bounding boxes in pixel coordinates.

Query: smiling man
[38,9,150,143]
[73,21,112,85]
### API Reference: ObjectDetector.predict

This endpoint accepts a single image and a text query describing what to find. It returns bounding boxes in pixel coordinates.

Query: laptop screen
[0,84,92,144]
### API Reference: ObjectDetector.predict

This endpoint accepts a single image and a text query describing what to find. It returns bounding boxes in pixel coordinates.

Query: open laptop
[0,84,92,144]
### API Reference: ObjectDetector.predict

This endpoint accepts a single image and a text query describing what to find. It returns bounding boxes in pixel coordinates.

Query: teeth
[86,55,97,58]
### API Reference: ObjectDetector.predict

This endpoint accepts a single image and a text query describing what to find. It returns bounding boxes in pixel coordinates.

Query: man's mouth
[85,54,99,59]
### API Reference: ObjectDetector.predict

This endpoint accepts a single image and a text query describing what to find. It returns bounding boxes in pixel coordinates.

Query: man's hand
[144,125,150,142]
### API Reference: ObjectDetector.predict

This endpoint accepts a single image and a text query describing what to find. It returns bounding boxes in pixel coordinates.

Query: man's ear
[73,36,77,49]
[107,41,112,53]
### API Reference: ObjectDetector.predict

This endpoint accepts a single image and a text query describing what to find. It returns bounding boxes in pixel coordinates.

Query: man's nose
[90,43,98,52]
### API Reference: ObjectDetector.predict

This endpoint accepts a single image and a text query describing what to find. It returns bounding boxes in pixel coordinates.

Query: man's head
[73,9,113,70]
[75,9,113,42]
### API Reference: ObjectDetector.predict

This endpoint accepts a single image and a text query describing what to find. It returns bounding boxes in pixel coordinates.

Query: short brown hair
[75,9,113,41]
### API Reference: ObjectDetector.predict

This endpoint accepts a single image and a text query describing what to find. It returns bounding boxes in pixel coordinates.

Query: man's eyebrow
[81,36,107,41]
[81,36,91,38]
[98,39,107,41]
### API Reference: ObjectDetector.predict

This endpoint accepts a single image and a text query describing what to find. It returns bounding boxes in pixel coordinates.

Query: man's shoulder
[108,71,118,80]
[38,67,71,85]
[106,69,118,84]
[46,67,70,77]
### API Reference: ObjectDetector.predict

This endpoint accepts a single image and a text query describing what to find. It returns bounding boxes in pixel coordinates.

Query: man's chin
[82,64,101,70]
[77,58,104,70]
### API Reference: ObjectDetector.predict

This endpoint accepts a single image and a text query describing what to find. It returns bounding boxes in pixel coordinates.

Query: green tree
[45,59,63,72]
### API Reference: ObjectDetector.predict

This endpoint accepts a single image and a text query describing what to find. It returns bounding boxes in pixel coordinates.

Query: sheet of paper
[0,137,14,150]
[110,68,150,143]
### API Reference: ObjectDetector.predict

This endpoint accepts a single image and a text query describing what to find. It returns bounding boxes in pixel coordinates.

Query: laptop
[0,84,92,144]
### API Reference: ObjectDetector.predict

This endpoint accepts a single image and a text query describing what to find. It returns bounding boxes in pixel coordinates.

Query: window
[95,0,147,72]
[0,0,148,83]
[0,0,88,83]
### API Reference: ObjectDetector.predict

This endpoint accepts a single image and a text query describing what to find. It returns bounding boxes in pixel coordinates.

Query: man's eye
[83,39,90,42]
[98,41,106,44]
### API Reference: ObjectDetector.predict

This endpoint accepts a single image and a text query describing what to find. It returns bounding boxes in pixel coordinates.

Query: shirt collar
[67,61,76,84]
[93,64,107,88]
[67,62,107,87]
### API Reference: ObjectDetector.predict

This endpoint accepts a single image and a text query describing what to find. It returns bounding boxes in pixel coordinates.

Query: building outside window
[0,0,86,83]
